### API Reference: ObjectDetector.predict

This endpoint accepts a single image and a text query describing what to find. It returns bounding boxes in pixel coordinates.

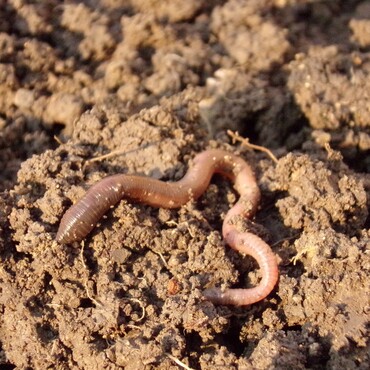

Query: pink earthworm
[56,149,278,306]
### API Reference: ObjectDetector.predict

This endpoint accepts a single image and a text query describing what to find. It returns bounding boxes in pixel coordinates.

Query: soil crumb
[0,1,369,369]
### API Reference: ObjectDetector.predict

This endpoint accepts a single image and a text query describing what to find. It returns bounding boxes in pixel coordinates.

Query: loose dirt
[0,1,369,369]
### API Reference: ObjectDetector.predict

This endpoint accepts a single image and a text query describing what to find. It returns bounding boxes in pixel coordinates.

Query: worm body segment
[56,149,278,306]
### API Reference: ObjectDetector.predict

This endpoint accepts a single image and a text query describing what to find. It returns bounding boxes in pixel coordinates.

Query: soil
[0,1,369,369]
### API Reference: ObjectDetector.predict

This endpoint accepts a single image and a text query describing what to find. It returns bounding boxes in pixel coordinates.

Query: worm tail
[203,232,278,306]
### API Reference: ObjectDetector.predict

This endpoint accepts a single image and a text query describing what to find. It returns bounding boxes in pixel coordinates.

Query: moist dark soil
[0,1,369,369]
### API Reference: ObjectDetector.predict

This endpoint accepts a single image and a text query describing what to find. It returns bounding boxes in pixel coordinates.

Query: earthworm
[56,149,278,306]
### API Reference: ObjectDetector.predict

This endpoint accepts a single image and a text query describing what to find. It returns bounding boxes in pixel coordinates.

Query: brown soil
[0,1,369,369]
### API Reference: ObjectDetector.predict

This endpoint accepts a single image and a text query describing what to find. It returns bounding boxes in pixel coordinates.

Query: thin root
[271,233,300,247]
[86,148,131,164]
[291,244,317,265]
[54,135,63,145]
[80,241,102,307]
[227,130,278,163]
[85,140,164,165]
[151,249,169,268]
[122,297,146,322]
[166,353,195,370]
